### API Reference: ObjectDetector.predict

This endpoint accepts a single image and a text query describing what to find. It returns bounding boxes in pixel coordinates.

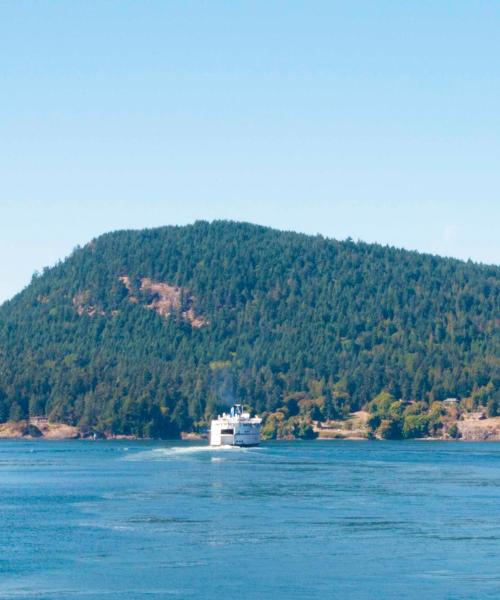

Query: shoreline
[3,413,500,442]
[2,431,500,443]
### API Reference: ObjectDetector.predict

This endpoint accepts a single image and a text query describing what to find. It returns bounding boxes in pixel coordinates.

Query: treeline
[0,221,498,437]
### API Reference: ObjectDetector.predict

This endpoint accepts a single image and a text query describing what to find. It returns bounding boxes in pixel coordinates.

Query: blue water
[2,441,500,599]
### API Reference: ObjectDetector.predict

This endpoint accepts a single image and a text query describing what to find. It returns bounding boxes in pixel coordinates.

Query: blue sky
[1,1,499,303]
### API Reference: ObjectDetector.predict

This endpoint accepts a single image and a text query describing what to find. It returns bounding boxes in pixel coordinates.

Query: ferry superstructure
[210,404,262,447]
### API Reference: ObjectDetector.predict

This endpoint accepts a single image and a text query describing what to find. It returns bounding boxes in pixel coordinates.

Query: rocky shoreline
[2,414,500,442]
[0,421,145,441]
[0,421,80,440]
[314,412,500,442]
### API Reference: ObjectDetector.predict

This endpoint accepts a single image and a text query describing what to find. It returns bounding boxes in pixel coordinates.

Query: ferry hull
[210,408,262,447]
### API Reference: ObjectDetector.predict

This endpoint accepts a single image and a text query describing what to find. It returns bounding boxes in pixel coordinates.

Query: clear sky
[1,1,499,303]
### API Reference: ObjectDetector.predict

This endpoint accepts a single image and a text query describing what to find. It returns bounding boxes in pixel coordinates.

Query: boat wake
[125,444,261,461]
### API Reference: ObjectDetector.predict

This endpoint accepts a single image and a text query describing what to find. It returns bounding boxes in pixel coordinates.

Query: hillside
[0,221,498,438]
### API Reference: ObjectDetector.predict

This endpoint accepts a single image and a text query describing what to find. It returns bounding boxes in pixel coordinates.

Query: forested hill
[0,221,498,438]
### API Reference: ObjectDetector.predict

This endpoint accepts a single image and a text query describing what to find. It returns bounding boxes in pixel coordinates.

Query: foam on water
[125,444,261,461]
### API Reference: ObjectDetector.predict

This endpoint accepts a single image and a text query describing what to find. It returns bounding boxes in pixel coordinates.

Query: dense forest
[0,221,498,438]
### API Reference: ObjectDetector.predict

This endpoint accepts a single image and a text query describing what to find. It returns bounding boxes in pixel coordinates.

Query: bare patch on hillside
[120,276,207,328]
[73,291,106,317]
[73,277,206,327]
[140,278,182,317]
[119,275,132,291]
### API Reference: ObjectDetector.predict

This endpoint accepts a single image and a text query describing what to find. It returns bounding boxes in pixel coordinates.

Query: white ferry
[210,404,262,447]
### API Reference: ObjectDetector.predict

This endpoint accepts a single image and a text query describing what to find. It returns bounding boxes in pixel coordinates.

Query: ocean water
[2,441,500,599]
